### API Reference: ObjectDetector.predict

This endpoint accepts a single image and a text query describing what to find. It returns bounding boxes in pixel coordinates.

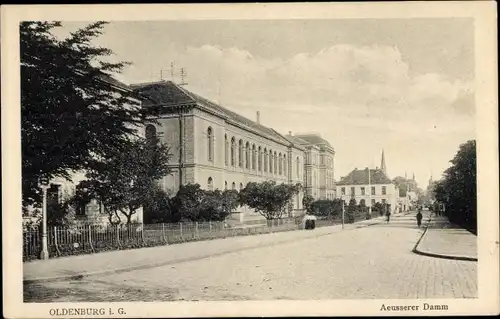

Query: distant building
[285,133,336,200]
[336,151,399,214]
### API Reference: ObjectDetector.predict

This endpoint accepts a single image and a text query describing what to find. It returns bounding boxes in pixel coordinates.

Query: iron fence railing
[23,213,368,262]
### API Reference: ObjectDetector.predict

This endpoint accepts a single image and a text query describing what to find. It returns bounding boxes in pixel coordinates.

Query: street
[24,213,477,302]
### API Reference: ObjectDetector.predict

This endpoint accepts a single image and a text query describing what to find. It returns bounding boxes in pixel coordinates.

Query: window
[258,146,262,171]
[47,184,61,206]
[207,127,213,161]
[264,148,268,172]
[240,183,243,190]
[225,181,228,190]
[224,134,228,165]
[274,151,277,174]
[207,177,213,191]
[382,186,387,195]
[145,124,157,144]
[231,137,236,166]
[341,187,345,195]
[351,187,355,196]
[278,153,282,175]
[252,144,256,170]
[371,199,376,206]
[239,140,243,167]
[232,182,236,190]
[245,142,250,169]
[269,150,273,173]
[359,199,366,206]
[360,187,365,195]
[371,186,376,195]
[382,199,387,205]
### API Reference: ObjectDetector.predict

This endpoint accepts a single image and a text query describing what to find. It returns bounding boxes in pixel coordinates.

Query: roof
[294,134,333,148]
[337,168,393,186]
[132,81,292,145]
[97,73,131,91]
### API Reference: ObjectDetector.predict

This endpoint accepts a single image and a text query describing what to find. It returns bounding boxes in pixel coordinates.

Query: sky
[54,19,475,188]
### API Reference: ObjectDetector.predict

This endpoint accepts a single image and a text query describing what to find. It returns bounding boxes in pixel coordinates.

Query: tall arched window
[296,156,300,178]
[239,139,243,168]
[258,146,262,171]
[207,177,213,191]
[274,151,277,174]
[278,153,282,175]
[240,183,243,190]
[245,141,250,169]
[207,127,213,161]
[269,150,273,173]
[225,181,228,190]
[231,137,236,166]
[232,182,236,190]
[252,144,256,170]
[264,148,268,172]
[224,134,228,166]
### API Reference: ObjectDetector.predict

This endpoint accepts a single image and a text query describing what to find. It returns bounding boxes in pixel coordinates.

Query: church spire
[380,149,387,175]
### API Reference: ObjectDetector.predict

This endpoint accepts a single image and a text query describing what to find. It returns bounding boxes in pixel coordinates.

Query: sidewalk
[24,216,386,283]
[414,212,477,261]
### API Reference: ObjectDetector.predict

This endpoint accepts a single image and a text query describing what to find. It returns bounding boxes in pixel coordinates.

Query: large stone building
[132,80,336,223]
[336,151,399,214]
[286,134,336,200]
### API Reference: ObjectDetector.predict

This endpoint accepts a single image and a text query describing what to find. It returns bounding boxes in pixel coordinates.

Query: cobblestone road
[24,213,477,302]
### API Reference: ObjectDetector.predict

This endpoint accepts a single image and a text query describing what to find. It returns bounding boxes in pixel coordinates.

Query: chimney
[256,111,260,124]
[288,131,292,136]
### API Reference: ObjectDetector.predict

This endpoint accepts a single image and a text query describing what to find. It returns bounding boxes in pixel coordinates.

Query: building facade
[133,80,310,222]
[336,151,398,214]
[286,133,336,200]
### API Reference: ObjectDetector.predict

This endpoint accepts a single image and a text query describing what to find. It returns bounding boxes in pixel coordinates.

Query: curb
[412,215,478,262]
[24,218,385,284]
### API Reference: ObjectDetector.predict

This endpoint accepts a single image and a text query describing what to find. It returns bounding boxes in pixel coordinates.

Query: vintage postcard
[2,2,498,317]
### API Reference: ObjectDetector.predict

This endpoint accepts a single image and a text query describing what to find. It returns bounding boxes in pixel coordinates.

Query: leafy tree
[346,198,357,223]
[433,140,476,232]
[239,181,301,222]
[170,184,205,222]
[221,189,240,217]
[373,202,384,216]
[82,137,172,224]
[311,199,342,219]
[143,186,172,224]
[21,21,145,208]
[302,194,315,214]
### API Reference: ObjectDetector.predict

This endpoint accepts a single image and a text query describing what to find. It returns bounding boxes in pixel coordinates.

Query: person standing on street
[385,209,391,223]
[416,210,423,228]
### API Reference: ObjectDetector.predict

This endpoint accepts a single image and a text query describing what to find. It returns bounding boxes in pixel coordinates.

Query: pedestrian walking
[385,210,391,223]
[416,210,423,228]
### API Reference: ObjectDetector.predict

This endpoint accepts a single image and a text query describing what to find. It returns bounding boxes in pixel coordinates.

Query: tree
[82,137,172,224]
[221,189,240,217]
[170,184,205,222]
[311,199,342,219]
[433,140,476,232]
[239,181,301,223]
[143,186,172,224]
[346,198,357,223]
[302,195,315,214]
[21,21,145,208]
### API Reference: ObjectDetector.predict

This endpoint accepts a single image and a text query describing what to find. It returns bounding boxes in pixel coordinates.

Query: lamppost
[341,195,345,229]
[368,168,372,217]
[38,176,50,260]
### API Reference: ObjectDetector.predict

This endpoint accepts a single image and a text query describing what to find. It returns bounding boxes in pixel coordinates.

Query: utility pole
[38,176,50,260]
[179,68,188,86]
[342,196,345,229]
[368,167,372,217]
